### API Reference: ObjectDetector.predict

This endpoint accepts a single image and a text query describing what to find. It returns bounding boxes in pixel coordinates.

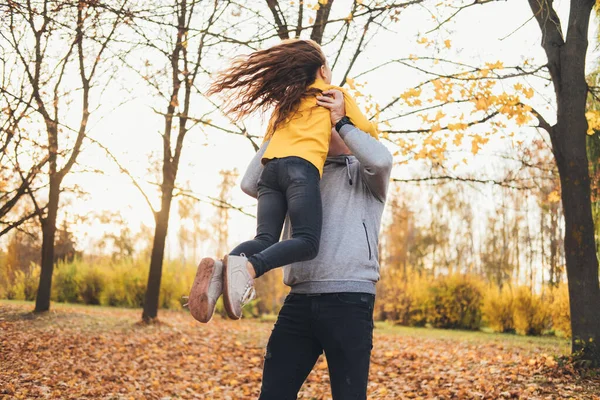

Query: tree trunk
[528,0,600,363]
[552,38,600,363]
[142,187,174,322]
[34,176,60,312]
[553,122,600,361]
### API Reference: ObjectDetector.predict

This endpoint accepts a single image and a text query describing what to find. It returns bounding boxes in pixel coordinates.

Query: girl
[188,39,378,322]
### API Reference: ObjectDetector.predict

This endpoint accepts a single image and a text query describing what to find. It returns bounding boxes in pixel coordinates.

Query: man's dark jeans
[230,156,322,278]
[259,293,375,400]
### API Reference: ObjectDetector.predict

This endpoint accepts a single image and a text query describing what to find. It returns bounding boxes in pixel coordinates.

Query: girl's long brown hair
[207,39,327,133]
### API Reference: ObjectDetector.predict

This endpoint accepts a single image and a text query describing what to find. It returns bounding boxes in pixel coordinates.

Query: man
[240,89,393,399]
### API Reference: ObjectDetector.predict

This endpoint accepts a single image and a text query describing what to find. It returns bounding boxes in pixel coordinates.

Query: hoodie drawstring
[345,157,353,186]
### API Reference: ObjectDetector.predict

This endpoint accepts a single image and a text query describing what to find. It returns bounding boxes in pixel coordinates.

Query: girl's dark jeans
[230,156,323,278]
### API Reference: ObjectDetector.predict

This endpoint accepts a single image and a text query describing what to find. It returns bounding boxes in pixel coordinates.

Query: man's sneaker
[222,255,256,320]
[188,258,223,323]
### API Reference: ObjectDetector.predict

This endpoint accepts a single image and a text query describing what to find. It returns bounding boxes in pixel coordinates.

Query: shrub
[253,268,287,316]
[2,256,198,311]
[79,264,106,305]
[9,263,40,301]
[159,260,195,310]
[427,274,484,330]
[376,269,429,327]
[550,284,571,338]
[100,258,147,308]
[482,285,514,333]
[512,286,550,336]
[52,261,81,303]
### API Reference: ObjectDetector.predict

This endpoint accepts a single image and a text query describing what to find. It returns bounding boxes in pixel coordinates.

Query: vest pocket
[362,221,372,260]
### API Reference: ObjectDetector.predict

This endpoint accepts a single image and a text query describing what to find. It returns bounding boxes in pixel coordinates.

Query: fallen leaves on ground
[1,303,598,399]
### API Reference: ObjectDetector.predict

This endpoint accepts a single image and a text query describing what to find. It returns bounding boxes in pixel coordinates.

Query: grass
[374,321,571,354]
[0,299,170,333]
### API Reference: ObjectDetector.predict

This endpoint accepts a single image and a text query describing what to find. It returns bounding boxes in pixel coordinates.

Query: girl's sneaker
[223,255,255,319]
[188,258,223,323]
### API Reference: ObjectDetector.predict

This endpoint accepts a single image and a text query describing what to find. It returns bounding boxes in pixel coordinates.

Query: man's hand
[316,89,345,125]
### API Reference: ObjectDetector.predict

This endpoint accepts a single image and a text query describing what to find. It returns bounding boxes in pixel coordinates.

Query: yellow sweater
[262,78,379,176]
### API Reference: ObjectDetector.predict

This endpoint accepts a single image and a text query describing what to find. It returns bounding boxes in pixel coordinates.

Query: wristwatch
[335,116,354,133]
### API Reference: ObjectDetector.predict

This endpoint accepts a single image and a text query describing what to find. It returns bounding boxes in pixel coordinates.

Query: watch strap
[335,116,354,132]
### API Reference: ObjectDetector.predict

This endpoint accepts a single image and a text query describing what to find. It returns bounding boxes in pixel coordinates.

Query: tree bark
[142,186,174,322]
[310,0,334,44]
[34,176,60,312]
[265,0,289,40]
[528,0,600,363]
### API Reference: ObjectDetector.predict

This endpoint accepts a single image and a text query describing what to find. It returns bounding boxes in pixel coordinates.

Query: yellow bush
[2,256,205,311]
[79,265,106,305]
[377,272,483,330]
[97,258,194,310]
[100,258,149,308]
[482,286,514,333]
[9,263,40,301]
[52,262,82,303]
[253,268,288,316]
[159,260,195,310]
[550,284,571,337]
[512,286,550,335]
[376,269,430,327]
[427,274,484,330]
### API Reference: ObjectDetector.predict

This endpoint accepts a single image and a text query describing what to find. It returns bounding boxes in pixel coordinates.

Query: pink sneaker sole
[189,258,216,323]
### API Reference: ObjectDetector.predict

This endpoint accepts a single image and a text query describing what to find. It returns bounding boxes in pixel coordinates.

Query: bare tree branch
[393,175,535,190]
[175,190,256,219]
[87,136,157,214]
[265,0,289,40]
[0,210,42,237]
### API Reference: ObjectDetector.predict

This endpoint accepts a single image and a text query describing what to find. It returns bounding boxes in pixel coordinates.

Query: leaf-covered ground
[1,301,598,399]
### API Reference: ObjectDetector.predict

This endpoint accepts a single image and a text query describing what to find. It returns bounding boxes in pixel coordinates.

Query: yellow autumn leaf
[523,87,534,99]
[401,87,421,99]
[415,148,429,160]
[453,133,464,146]
[471,134,489,155]
[548,190,561,203]
[346,77,356,90]
[444,39,451,49]
[475,97,488,111]
[515,111,532,126]
[486,61,504,69]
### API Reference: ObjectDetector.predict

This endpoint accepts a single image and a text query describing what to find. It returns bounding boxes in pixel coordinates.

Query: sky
[4,0,591,264]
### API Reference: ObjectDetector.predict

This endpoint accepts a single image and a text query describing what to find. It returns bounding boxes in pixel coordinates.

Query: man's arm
[240,141,268,199]
[339,125,393,202]
[317,90,393,202]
